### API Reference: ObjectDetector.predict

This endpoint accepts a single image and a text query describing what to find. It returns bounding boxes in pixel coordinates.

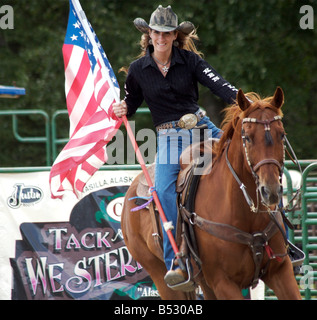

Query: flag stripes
[49,0,121,199]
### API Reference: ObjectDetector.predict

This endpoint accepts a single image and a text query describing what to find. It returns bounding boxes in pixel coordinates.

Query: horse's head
[237,87,285,207]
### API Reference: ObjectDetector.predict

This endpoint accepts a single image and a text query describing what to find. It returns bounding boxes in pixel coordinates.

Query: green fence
[300,162,317,299]
[0,110,51,166]
[0,108,151,166]
[265,161,317,300]
[0,109,317,299]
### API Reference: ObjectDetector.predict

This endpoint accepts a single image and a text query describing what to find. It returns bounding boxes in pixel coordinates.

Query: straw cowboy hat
[133,5,195,35]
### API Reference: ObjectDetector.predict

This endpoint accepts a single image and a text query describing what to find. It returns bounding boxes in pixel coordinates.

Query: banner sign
[0,170,160,300]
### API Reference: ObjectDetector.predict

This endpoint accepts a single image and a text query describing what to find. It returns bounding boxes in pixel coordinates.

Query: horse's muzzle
[260,183,283,206]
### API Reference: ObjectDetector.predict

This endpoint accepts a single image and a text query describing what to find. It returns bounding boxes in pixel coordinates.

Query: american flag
[49,0,122,199]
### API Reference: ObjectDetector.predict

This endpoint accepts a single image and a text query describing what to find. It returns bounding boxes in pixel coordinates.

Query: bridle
[226,115,285,213]
[242,116,285,186]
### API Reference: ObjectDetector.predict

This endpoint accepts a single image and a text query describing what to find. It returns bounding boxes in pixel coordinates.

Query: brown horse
[121,87,302,300]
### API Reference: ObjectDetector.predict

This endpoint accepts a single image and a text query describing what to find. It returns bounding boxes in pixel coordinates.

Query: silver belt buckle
[178,113,198,129]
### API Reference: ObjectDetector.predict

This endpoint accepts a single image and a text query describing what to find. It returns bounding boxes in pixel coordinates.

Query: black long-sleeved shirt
[124,46,238,127]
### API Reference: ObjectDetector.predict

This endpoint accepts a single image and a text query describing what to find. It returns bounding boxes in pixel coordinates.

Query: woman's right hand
[112,100,128,118]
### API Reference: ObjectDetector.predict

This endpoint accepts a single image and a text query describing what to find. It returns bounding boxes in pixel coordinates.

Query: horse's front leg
[205,270,245,300]
[264,258,302,300]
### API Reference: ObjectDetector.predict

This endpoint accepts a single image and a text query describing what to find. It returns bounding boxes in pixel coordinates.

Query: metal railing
[0,108,151,166]
[300,162,317,299]
[265,161,317,300]
[51,109,68,162]
[0,110,51,166]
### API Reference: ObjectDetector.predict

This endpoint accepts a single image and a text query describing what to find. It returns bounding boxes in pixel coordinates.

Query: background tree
[0,0,316,166]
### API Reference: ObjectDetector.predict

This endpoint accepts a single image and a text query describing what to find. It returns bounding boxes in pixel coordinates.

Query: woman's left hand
[112,100,128,118]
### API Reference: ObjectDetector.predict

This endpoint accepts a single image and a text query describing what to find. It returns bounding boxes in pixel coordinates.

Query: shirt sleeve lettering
[196,58,238,104]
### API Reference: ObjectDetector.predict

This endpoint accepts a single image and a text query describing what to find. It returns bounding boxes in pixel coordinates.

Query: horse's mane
[213,92,284,162]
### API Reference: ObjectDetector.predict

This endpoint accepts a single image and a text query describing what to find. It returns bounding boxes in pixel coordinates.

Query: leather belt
[156,108,206,131]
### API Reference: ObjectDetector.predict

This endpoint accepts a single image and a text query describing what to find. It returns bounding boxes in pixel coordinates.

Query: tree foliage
[0,0,316,166]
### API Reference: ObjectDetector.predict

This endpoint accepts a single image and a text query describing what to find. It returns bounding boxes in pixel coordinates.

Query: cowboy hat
[134,5,195,35]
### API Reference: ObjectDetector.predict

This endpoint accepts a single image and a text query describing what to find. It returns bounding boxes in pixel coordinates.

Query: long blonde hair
[119,29,203,74]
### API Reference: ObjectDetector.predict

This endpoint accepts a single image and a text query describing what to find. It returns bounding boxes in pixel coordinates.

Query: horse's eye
[244,135,251,143]
[281,132,285,140]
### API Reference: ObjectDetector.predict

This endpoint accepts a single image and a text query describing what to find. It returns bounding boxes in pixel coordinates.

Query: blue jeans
[154,116,221,270]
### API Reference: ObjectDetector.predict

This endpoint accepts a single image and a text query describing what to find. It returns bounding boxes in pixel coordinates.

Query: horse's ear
[237,89,251,111]
[271,87,284,109]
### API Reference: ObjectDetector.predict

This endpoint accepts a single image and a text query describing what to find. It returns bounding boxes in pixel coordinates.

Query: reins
[282,135,303,213]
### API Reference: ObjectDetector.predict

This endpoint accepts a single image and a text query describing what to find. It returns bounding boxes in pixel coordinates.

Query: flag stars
[70,34,78,41]
[73,21,80,29]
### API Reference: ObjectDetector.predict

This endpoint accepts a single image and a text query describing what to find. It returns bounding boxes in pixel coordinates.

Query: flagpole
[122,115,180,256]
[70,0,180,258]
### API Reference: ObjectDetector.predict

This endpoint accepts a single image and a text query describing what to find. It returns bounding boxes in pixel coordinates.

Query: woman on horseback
[112,5,238,286]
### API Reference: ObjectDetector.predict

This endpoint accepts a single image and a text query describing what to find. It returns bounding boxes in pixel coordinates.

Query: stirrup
[288,240,305,267]
[166,258,195,292]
